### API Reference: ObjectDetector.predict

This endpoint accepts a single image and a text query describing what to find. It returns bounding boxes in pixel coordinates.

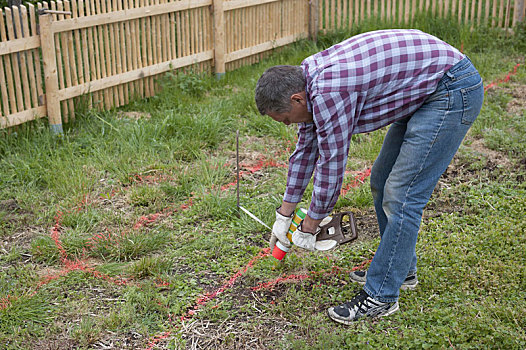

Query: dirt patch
[116,111,151,120]
[469,138,512,168]
[351,207,379,242]
[0,199,21,212]
[503,83,526,115]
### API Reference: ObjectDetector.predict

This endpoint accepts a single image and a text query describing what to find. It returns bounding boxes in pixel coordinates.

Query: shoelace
[343,290,369,311]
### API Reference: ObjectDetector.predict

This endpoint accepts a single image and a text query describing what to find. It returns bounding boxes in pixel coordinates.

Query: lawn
[0,15,525,349]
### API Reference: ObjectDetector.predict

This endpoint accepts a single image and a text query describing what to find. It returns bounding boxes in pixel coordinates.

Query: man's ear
[290,91,307,106]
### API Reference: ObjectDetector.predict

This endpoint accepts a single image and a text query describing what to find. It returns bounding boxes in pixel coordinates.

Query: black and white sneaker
[350,270,418,290]
[327,290,399,324]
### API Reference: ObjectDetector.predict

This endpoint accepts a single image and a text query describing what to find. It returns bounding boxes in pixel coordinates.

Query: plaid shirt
[284,29,464,220]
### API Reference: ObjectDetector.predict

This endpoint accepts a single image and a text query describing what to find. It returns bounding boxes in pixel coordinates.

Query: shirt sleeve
[308,91,359,220]
[283,122,319,204]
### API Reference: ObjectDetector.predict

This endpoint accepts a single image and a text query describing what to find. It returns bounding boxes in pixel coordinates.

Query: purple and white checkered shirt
[284,29,464,220]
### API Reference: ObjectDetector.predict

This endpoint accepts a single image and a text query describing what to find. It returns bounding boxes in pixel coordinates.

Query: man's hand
[292,222,318,251]
[292,215,338,251]
[270,208,294,250]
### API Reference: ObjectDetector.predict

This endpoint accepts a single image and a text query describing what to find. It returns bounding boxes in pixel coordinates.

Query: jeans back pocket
[461,79,484,125]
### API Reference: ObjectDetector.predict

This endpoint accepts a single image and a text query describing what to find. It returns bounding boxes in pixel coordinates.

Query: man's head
[255,65,313,125]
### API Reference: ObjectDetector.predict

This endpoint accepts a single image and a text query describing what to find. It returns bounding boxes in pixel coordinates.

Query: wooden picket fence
[317,0,526,32]
[0,0,524,131]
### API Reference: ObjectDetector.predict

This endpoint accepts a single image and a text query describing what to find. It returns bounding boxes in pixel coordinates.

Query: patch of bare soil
[116,111,151,120]
[503,83,526,115]
[351,207,379,242]
[469,138,512,167]
[0,198,41,263]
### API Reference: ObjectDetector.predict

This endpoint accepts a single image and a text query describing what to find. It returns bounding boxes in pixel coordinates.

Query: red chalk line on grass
[341,168,372,196]
[251,257,372,292]
[145,255,374,349]
[220,156,288,191]
[484,63,521,92]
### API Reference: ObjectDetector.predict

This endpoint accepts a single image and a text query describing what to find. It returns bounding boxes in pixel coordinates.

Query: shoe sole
[327,303,400,326]
[350,278,418,291]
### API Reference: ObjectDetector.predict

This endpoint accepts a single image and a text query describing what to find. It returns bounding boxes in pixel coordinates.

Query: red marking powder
[340,168,372,196]
[485,63,521,92]
[146,248,270,349]
[0,295,14,310]
[251,257,373,292]
[221,156,288,191]
[181,248,270,321]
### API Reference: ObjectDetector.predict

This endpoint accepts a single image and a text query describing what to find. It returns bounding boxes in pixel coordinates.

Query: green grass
[0,16,525,349]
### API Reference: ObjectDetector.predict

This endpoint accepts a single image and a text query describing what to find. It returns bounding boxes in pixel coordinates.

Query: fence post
[213,0,225,79]
[514,0,525,26]
[39,13,63,134]
[309,0,319,41]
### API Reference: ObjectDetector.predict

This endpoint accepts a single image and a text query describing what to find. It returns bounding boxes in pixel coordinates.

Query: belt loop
[445,70,455,81]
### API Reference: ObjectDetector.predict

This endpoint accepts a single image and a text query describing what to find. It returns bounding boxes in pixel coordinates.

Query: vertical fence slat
[122,0,129,98]
[71,0,82,85]
[499,0,505,26]
[198,6,204,56]
[128,0,137,98]
[86,0,97,107]
[116,0,125,106]
[17,6,37,109]
[504,0,512,28]
[0,48,9,116]
[515,0,526,26]
[477,0,483,23]
[175,3,181,59]
[185,2,190,59]
[0,9,10,117]
[82,0,95,107]
[29,4,44,107]
[5,8,24,112]
[55,1,71,121]
[169,3,175,62]
[138,0,146,96]
[99,0,109,108]
[64,1,77,119]
[17,6,38,109]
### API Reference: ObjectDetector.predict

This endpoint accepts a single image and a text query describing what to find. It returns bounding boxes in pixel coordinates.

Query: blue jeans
[364,57,484,302]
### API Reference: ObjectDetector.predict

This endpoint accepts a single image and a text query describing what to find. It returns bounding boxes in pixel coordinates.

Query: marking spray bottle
[272,208,307,260]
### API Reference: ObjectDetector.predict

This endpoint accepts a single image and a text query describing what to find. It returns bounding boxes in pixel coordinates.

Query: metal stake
[236,130,240,217]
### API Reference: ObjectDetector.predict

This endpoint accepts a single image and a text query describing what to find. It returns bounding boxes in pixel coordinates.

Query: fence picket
[15,6,37,110]
[5,8,24,112]
[0,9,10,117]
[504,0,511,28]
[28,4,44,107]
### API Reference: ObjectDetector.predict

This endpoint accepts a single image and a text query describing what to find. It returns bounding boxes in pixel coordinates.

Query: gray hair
[255,65,306,115]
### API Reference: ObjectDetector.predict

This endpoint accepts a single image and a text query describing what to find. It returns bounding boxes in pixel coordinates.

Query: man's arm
[282,122,319,210]
[305,91,359,225]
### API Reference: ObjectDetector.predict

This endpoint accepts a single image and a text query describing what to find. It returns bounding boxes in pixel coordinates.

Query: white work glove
[292,222,318,251]
[292,220,338,252]
[270,208,293,250]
